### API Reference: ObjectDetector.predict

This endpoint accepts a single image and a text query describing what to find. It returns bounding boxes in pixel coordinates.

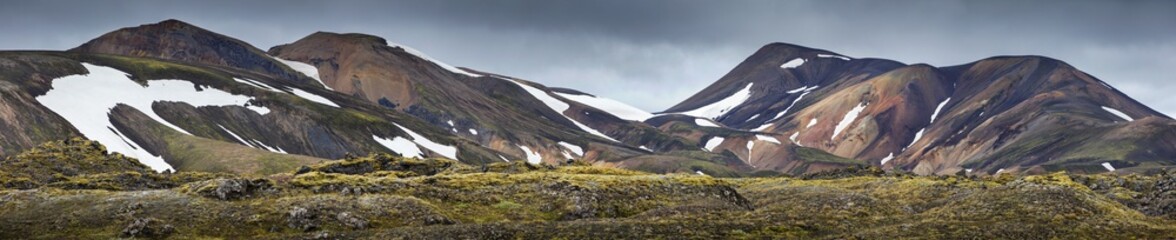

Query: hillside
[1,138,1174,239]
[660,43,1176,175]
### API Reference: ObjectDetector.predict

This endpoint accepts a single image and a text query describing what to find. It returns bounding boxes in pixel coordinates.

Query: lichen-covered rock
[188,178,274,200]
[120,217,175,239]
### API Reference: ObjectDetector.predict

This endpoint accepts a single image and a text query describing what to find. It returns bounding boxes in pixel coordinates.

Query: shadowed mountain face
[663,43,1176,175]
[69,20,319,87]
[0,19,1172,176]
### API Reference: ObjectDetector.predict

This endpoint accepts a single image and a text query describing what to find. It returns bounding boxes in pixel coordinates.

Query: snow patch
[746,141,755,156]
[217,125,251,147]
[554,92,653,121]
[780,58,806,69]
[807,118,819,128]
[504,78,619,142]
[880,153,895,165]
[817,54,852,61]
[386,41,483,77]
[468,128,478,135]
[38,63,277,172]
[1102,106,1134,122]
[639,146,651,151]
[288,88,340,107]
[392,123,458,160]
[271,56,332,90]
[676,83,755,119]
[789,132,801,146]
[704,137,725,152]
[373,135,423,158]
[930,98,951,123]
[558,142,584,156]
[251,139,287,154]
[833,103,867,140]
[234,77,338,108]
[446,120,454,126]
[518,145,542,164]
[1102,162,1116,172]
[786,85,819,94]
[908,128,926,148]
[756,135,781,144]
[695,118,720,127]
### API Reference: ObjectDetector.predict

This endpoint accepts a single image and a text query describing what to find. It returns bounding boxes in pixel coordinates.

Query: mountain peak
[69,19,310,84]
[153,19,196,29]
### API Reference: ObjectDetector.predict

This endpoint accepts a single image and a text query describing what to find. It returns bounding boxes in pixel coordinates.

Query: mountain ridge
[0,19,1172,176]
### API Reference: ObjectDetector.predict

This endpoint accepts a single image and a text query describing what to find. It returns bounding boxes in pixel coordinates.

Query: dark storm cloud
[2,0,1174,115]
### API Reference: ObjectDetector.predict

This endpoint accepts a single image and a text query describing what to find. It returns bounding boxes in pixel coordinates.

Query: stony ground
[1,138,1175,239]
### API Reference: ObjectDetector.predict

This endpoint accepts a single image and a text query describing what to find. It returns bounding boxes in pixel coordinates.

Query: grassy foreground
[1,138,1175,239]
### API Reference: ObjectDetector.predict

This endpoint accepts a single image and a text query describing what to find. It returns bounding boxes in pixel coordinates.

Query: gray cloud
[2,0,1174,114]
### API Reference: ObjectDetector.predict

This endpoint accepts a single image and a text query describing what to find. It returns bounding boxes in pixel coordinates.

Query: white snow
[880,153,895,165]
[780,58,806,69]
[446,120,454,126]
[965,168,973,173]
[704,137,725,152]
[695,118,720,127]
[498,155,511,162]
[373,135,423,158]
[1102,162,1116,172]
[639,146,652,151]
[235,77,279,92]
[468,129,478,135]
[774,86,818,121]
[217,124,251,147]
[558,142,584,156]
[271,56,332,90]
[786,85,819,94]
[833,103,867,140]
[746,141,755,156]
[1102,106,1134,122]
[504,78,619,142]
[695,170,708,176]
[386,41,483,77]
[38,63,276,172]
[676,83,755,119]
[288,88,340,107]
[756,135,781,144]
[752,123,772,132]
[817,54,852,61]
[234,77,339,108]
[789,132,801,146]
[554,92,653,121]
[392,123,458,160]
[518,145,542,164]
[251,139,287,154]
[908,128,926,148]
[930,98,951,123]
[807,118,819,128]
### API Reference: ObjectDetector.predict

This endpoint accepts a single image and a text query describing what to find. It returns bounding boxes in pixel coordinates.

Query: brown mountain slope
[666,42,1176,175]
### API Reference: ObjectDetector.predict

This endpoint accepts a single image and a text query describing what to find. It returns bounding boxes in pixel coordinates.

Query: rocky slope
[1,139,1174,239]
[1,19,1173,177]
[662,43,1176,175]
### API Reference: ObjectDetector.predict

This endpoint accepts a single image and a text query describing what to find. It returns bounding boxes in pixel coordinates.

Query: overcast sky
[2,0,1174,115]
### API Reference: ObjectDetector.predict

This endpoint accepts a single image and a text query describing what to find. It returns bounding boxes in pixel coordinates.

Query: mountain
[0,20,744,176]
[0,19,1172,177]
[266,31,721,171]
[663,42,1176,175]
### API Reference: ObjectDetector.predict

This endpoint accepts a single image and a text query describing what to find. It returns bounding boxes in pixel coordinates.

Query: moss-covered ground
[1,139,1175,239]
